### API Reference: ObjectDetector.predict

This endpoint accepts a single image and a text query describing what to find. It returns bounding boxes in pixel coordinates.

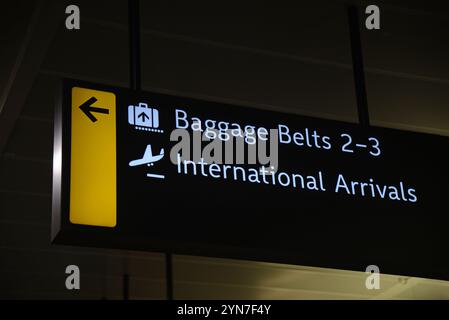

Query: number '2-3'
[340,133,381,157]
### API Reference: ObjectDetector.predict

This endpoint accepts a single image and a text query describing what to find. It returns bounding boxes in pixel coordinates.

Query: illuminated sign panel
[70,87,117,227]
[53,79,449,280]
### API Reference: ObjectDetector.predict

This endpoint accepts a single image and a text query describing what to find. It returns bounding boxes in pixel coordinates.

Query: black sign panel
[52,79,449,280]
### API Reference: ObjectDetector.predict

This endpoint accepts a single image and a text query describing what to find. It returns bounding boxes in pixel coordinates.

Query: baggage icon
[128,102,162,132]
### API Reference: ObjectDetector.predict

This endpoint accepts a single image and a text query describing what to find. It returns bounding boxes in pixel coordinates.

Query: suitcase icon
[128,103,160,130]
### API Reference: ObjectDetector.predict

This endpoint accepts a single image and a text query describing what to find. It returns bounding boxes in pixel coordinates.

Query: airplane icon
[129,144,164,167]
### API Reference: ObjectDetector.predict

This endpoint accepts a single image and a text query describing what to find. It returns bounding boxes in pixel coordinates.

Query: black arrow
[79,97,109,122]
[137,112,149,122]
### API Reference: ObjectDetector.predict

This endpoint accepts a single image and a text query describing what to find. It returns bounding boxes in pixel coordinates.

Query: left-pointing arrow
[79,96,109,122]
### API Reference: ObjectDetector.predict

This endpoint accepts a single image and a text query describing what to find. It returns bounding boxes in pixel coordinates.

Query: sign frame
[52,78,449,280]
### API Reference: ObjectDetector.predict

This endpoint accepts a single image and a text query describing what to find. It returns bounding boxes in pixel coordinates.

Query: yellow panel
[70,87,116,227]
